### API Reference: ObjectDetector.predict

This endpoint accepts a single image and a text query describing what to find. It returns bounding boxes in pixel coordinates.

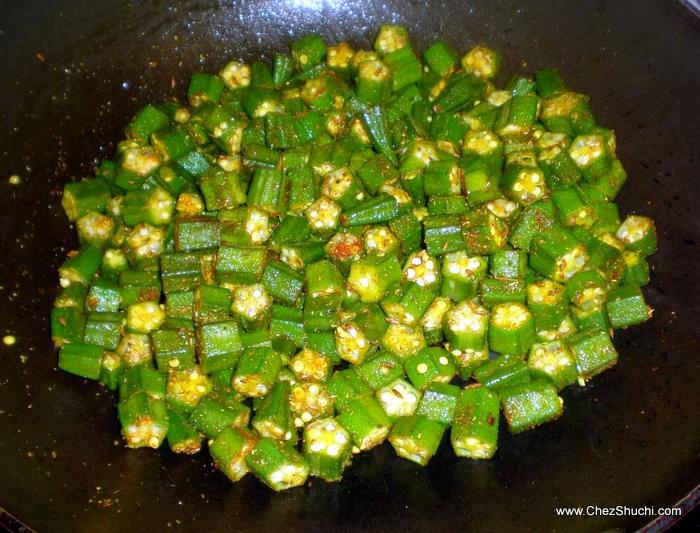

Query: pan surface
[0,1,699,531]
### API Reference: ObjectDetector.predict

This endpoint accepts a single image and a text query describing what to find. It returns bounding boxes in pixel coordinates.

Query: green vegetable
[54,25,657,490]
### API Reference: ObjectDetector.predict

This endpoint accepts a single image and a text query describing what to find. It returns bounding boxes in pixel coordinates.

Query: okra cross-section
[303,418,353,481]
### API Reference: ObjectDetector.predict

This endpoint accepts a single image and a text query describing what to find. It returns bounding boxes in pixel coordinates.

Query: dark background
[0,1,698,531]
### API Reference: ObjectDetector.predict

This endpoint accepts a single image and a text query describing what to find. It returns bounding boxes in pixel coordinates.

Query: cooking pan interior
[1,0,699,531]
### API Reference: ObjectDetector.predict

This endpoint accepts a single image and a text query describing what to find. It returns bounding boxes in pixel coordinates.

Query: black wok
[1,1,699,531]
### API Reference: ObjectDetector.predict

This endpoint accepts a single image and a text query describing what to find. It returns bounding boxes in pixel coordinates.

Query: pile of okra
[52,25,656,490]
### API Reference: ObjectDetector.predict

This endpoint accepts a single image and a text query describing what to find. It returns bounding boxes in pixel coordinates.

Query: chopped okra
[54,24,657,490]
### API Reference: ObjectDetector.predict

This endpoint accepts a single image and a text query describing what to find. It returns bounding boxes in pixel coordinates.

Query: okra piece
[322,167,367,210]
[262,260,305,305]
[174,217,221,252]
[303,295,341,332]
[567,328,618,381]
[289,348,332,382]
[384,46,423,92]
[232,347,283,398]
[59,245,102,287]
[424,214,466,257]
[359,104,398,165]
[528,340,578,389]
[356,59,391,104]
[488,302,536,355]
[252,381,293,440]
[341,193,400,227]
[462,157,501,206]
[347,253,402,303]
[356,351,403,390]
[193,285,231,324]
[566,269,608,311]
[380,282,436,326]
[433,72,486,113]
[246,437,309,490]
[270,303,306,348]
[151,327,196,371]
[197,168,247,210]
[303,418,353,481]
[247,167,286,215]
[480,278,527,308]
[621,251,650,287]
[389,210,423,255]
[58,342,103,379]
[188,396,248,438]
[327,368,373,412]
[196,320,242,373]
[292,34,327,72]
[118,270,162,308]
[423,41,458,77]
[166,367,212,413]
[552,186,598,228]
[451,386,500,459]
[215,246,267,284]
[508,199,556,250]
[490,250,528,279]
[210,426,258,482]
[126,301,166,334]
[125,104,169,140]
[305,259,344,298]
[427,195,469,216]
[119,365,167,401]
[83,312,124,350]
[117,391,170,449]
[151,127,196,163]
[289,380,334,427]
[527,279,569,331]
[462,130,504,169]
[86,279,121,312]
[421,296,452,345]
[444,300,489,352]
[160,253,202,293]
[374,378,421,419]
[461,46,501,79]
[381,322,426,359]
[62,179,111,222]
[100,249,129,282]
[167,410,203,454]
[337,396,392,451]
[616,215,657,257]
[500,380,563,434]
[415,382,460,424]
[440,252,488,301]
[389,415,445,466]
[363,224,400,256]
[529,225,589,282]
[605,285,652,329]
[473,353,530,393]
[571,305,609,332]
[461,207,509,255]
[187,73,225,106]
[334,304,386,364]
[98,351,123,390]
[501,152,548,206]
[326,41,355,77]
[404,347,456,390]
[568,134,612,180]
[75,211,116,248]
